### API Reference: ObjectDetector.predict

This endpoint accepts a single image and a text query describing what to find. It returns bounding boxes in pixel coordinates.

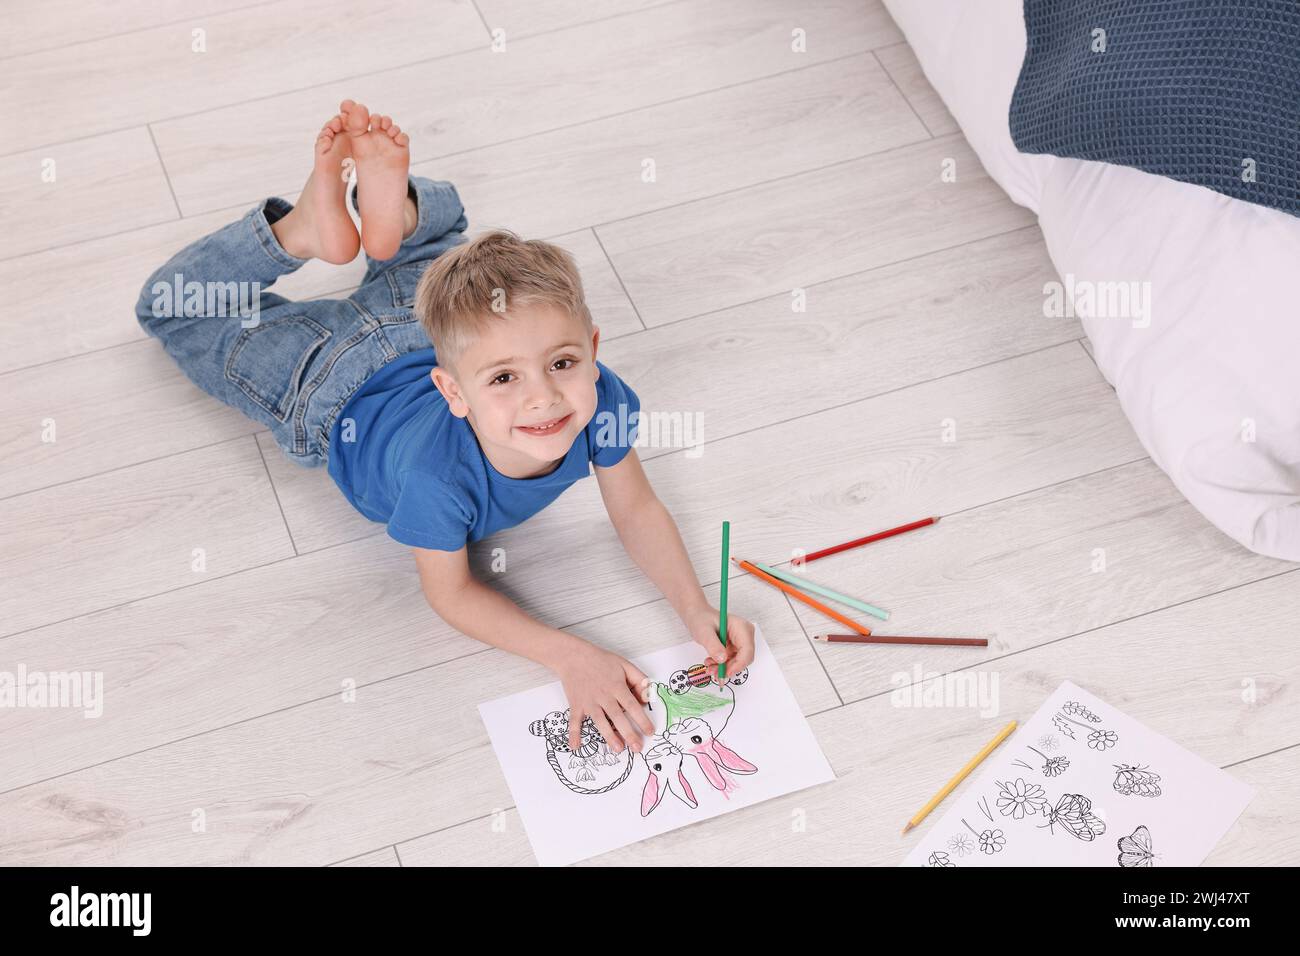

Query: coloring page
[479,624,835,866]
[903,680,1255,867]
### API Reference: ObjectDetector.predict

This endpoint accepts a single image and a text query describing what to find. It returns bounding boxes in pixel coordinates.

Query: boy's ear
[431,366,469,418]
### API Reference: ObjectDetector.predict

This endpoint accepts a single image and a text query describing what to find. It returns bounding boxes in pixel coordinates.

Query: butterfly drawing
[1113,763,1162,797]
[1039,792,1107,841]
[1117,825,1156,867]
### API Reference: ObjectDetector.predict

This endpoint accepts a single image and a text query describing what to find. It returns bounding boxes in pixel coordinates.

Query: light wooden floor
[2,0,1296,867]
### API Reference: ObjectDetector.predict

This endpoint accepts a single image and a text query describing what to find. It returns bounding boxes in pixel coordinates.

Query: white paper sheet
[479,624,836,866]
[902,680,1255,867]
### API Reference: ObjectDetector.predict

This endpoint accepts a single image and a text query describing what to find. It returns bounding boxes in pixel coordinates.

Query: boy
[137,100,756,756]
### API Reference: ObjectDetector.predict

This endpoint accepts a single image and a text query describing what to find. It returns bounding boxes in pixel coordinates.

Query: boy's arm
[412,544,587,671]
[594,449,756,672]
[412,544,657,750]
[594,449,711,624]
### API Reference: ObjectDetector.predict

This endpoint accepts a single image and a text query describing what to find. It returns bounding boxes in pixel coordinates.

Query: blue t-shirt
[327,348,641,551]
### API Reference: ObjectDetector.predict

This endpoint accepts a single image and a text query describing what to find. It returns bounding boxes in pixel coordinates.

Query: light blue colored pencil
[749,560,889,621]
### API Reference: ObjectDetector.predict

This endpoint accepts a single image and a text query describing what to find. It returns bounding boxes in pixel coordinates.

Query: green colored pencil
[749,560,889,621]
[718,521,730,681]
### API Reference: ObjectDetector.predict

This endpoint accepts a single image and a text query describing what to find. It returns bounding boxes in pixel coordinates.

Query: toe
[378,115,392,130]
[394,132,410,147]
[343,102,370,134]
[388,123,401,138]
[326,115,343,133]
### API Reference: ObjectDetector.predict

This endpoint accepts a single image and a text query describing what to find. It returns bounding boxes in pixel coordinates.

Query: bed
[882,0,1300,560]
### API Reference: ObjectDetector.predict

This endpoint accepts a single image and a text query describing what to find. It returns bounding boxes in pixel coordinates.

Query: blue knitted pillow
[1009,0,1300,217]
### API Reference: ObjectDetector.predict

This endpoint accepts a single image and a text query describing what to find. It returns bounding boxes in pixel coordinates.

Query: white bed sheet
[882,0,1300,560]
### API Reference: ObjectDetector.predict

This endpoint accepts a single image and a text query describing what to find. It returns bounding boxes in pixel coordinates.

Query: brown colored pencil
[732,558,872,636]
[802,516,939,563]
[815,633,988,648]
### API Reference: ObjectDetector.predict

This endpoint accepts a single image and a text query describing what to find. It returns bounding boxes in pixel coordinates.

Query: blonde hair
[413,228,593,375]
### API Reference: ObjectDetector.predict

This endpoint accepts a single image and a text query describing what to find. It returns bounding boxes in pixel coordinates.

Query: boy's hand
[686,605,756,680]
[556,642,656,754]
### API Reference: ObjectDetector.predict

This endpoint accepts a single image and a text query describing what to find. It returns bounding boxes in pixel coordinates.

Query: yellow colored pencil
[902,720,1017,835]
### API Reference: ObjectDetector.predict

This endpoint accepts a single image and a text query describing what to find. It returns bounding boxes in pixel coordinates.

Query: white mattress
[883,0,1300,560]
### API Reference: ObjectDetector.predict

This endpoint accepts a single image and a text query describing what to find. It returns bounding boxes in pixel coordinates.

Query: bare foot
[340,99,411,261]
[270,114,360,264]
[308,116,362,263]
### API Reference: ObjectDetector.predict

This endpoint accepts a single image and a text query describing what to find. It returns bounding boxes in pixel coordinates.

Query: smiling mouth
[516,413,572,436]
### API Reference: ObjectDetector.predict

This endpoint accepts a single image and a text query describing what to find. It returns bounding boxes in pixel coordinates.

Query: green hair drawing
[654,683,731,727]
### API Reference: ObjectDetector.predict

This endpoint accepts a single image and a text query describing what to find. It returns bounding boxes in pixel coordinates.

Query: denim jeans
[135,175,467,466]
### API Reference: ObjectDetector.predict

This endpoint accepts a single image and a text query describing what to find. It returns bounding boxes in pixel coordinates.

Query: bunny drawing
[641,664,756,810]
[640,740,698,815]
[528,660,758,817]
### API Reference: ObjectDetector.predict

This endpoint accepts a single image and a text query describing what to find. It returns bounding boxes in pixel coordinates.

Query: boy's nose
[524,384,563,409]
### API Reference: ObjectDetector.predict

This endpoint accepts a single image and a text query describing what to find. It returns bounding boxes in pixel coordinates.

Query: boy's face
[431,302,601,479]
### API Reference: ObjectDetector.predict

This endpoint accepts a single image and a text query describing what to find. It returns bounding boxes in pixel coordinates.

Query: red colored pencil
[814,633,988,648]
[801,516,939,563]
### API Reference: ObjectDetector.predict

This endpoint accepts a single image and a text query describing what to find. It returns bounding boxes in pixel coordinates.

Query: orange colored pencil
[732,557,872,636]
